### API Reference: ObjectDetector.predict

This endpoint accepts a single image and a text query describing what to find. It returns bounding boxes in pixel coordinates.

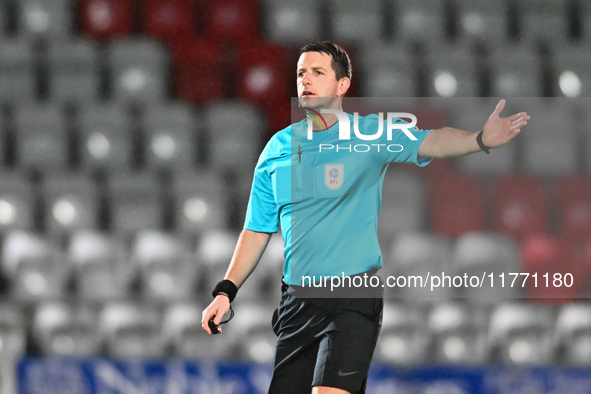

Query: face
[297,51,349,109]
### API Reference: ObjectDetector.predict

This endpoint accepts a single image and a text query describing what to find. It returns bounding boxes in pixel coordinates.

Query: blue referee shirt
[244,113,433,286]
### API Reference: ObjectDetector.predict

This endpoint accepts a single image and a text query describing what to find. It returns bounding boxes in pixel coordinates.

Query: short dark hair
[299,41,352,81]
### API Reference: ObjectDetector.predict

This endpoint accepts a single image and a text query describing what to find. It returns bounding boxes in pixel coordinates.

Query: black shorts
[268,286,383,393]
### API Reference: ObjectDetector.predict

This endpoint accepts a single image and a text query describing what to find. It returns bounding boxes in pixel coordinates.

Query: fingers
[201,303,229,334]
[202,308,218,335]
[508,112,529,122]
[508,113,531,125]
[511,116,528,130]
[508,128,521,141]
[213,313,223,326]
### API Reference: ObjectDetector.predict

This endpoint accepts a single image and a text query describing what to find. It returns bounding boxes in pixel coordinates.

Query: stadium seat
[172,39,224,106]
[99,303,165,358]
[2,231,70,302]
[489,303,555,365]
[259,0,321,45]
[32,303,100,356]
[552,45,591,97]
[425,45,480,97]
[453,98,517,176]
[0,172,35,232]
[558,176,591,240]
[142,102,198,171]
[132,230,199,301]
[106,173,164,233]
[521,234,581,301]
[204,101,265,176]
[555,303,591,365]
[78,0,134,41]
[14,104,69,171]
[581,1,591,43]
[0,303,26,394]
[453,232,521,300]
[78,104,133,172]
[584,103,591,173]
[0,303,26,359]
[428,173,486,237]
[107,38,170,104]
[172,171,229,234]
[203,0,260,44]
[488,45,542,97]
[141,0,195,44]
[493,175,548,239]
[328,0,384,44]
[392,0,448,44]
[0,0,6,36]
[163,302,236,359]
[17,0,72,38]
[47,39,100,104]
[231,301,276,362]
[264,96,292,137]
[379,169,427,248]
[41,173,98,234]
[0,113,4,165]
[521,99,578,176]
[196,229,239,296]
[68,230,133,301]
[455,0,508,45]
[429,302,489,364]
[386,232,455,299]
[236,41,289,111]
[585,239,591,296]
[374,301,431,365]
[516,0,569,44]
[0,38,36,104]
[359,42,417,97]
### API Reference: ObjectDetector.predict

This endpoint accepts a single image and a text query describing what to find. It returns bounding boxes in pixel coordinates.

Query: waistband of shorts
[281,268,382,298]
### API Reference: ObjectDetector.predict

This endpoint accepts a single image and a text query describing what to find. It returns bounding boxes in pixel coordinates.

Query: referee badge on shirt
[324,164,344,190]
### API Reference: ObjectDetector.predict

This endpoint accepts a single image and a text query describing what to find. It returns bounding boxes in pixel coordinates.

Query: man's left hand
[482,99,530,148]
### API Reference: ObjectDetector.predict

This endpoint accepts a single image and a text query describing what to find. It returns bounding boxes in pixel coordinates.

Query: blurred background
[1,0,591,392]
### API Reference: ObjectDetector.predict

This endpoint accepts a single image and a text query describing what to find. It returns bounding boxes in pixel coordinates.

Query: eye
[316,71,323,75]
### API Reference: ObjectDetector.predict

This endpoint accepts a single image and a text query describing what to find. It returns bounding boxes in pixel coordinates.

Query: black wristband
[476,131,490,154]
[212,280,238,303]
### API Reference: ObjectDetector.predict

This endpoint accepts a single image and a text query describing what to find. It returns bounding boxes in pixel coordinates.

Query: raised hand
[482,99,530,149]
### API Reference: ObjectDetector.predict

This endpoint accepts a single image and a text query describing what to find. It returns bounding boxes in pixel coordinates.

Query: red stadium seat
[264,98,291,137]
[78,0,134,41]
[173,40,224,105]
[236,41,289,111]
[494,175,548,239]
[428,172,485,237]
[402,106,451,179]
[558,176,591,240]
[204,0,259,44]
[584,239,591,297]
[521,234,581,302]
[141,0,196,44]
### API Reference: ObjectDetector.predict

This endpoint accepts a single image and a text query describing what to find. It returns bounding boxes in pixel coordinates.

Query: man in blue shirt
[202,41,529,394]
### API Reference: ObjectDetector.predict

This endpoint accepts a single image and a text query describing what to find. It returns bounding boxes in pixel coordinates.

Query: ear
[337,77,351,97]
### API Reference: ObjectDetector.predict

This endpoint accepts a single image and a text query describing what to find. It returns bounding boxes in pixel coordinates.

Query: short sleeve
[378,117,434,166]
[243,148,279,233]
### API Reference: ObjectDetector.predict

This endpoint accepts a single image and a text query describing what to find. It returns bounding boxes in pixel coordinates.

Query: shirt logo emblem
[325,164,344,190]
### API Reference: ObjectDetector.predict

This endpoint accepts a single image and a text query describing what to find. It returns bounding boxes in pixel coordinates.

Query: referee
[202,41,529,394]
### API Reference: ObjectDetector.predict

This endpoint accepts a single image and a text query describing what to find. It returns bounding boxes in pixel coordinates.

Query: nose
[301,71,312,86]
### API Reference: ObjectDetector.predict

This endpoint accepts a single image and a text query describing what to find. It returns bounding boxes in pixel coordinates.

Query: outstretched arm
[201,229,272,334]
[418,99,530,159]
